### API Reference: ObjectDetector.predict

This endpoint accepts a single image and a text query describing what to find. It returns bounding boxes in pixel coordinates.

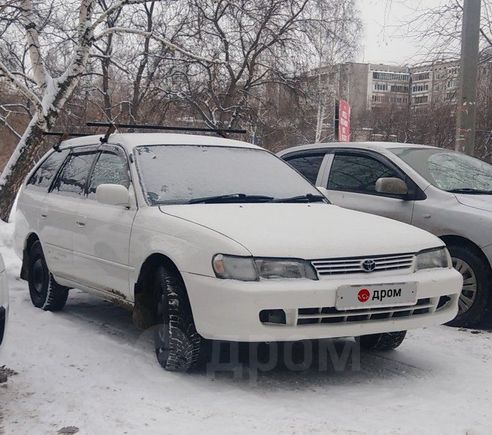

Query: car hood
[159,203,441,258]
[455,194,492,213]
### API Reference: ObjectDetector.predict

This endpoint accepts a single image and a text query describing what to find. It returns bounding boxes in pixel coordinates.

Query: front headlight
[415,247,451,270]
[212,254,318,281]
[255,258,318,280]
[212,255,258,281]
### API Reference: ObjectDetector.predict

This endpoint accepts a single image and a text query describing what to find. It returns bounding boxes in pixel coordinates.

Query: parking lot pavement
[1,223,491,435]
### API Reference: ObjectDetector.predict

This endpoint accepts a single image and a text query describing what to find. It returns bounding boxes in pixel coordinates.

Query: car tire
[153,264,207,372]
[27,241,69,311]
[356,331,407,351]
[446,244,490,327]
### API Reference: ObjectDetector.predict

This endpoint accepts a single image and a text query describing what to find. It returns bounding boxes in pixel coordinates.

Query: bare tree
[384,1,491,61]
[158,0,359,136]
[0,0,216,221]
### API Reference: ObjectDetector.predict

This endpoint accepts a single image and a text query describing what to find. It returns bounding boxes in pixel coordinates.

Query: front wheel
[153,265,208,372]
[447,244,490,327]
[27,241,69,311]
[356,331,407,351]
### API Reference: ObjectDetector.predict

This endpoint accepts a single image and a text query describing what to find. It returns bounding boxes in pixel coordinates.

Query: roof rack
[86,121,247,137]
[43,122,247,151]
[43,131,92,152]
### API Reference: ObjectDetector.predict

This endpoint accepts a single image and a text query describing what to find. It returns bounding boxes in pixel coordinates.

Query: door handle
[40,213,47,219]
[76,221,86,227]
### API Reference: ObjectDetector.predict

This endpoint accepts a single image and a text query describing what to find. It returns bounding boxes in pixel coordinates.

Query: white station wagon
[14,132,462,371]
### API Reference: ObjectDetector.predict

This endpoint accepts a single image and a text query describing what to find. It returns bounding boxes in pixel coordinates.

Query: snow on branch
[90,0,149,31]
[0,61,43,114]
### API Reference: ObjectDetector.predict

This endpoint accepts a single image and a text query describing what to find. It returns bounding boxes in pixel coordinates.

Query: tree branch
[0,61,43,113]
[94,27,224,64]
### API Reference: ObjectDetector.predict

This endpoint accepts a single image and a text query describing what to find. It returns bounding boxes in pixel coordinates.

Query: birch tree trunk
[0,115,46,221]
[0,0,94,222]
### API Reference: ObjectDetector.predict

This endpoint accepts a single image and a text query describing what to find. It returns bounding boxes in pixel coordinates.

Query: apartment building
[303,59,491,140]
[411,61,460,107]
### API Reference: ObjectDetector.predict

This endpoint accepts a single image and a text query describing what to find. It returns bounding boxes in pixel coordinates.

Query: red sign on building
[338,99,351,142]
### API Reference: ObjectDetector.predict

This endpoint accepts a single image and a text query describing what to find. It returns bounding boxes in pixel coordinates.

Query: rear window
[27,150,69,190]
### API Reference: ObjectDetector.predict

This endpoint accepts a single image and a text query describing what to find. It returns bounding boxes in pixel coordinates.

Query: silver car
[278,142,492,326]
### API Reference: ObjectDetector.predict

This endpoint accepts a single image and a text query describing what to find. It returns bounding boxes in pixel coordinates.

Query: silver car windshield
[135,145,325,205]
[391,147,492,193]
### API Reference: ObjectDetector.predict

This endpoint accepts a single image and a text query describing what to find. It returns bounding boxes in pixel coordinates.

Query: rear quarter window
[27,149,69,190]
[285,154,324,184]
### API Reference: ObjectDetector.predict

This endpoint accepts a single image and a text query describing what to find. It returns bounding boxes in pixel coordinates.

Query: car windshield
[390,147,492,193]
[135,145,324,205]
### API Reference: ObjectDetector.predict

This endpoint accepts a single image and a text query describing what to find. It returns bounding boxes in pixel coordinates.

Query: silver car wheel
[452,257,478,315]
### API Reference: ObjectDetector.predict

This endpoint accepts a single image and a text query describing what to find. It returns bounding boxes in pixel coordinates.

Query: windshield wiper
[273,194,326,203]
[188,193,274,204]
[447,188,492,195]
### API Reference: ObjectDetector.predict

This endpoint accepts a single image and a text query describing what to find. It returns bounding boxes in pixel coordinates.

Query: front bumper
[183,268,462,342]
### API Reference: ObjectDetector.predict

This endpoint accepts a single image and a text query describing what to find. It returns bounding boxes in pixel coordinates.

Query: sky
[357,0,448,65]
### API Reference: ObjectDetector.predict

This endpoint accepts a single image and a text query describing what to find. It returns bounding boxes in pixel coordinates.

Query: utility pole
[456,0,481,155]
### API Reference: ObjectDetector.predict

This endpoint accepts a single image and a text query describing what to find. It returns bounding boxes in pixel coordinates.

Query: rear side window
[52,151,98,197]
[285,154,324,184]
[27,150,69,190]
[87,150,130,199]
[328,153,400,194]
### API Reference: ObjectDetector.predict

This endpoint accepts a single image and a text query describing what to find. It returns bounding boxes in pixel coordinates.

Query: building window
[372,71,410,81]
[412,84,429,93]
[374,82,388,91]
[391,85,409,93]
[413,95,429,105]
[447,79,457,88]
[414,72,430,81]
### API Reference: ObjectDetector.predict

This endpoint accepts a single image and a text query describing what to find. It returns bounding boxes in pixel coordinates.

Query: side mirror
[375,177,408,196]
[96,184,130,207]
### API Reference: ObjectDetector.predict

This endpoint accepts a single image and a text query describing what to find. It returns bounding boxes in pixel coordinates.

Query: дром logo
[358,288,371,303]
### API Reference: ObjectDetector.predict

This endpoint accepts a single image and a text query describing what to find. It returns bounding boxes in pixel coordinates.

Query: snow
[0,221,491,435]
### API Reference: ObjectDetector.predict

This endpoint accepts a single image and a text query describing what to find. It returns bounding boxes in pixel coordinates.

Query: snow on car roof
[277,141,437,156]
[59,133,261,152]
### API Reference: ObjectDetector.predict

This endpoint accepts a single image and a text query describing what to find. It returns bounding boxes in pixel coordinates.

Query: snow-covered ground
[0,221,491,435]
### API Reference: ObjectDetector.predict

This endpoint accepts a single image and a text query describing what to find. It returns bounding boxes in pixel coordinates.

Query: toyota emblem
[362,259,376,272]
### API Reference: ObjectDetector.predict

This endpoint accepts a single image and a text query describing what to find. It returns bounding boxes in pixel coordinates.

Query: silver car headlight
[212,254,318,281]
[415,247,451,270]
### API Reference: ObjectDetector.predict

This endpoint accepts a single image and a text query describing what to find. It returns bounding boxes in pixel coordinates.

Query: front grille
[311,253,415,276]
[297,297,440,326]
